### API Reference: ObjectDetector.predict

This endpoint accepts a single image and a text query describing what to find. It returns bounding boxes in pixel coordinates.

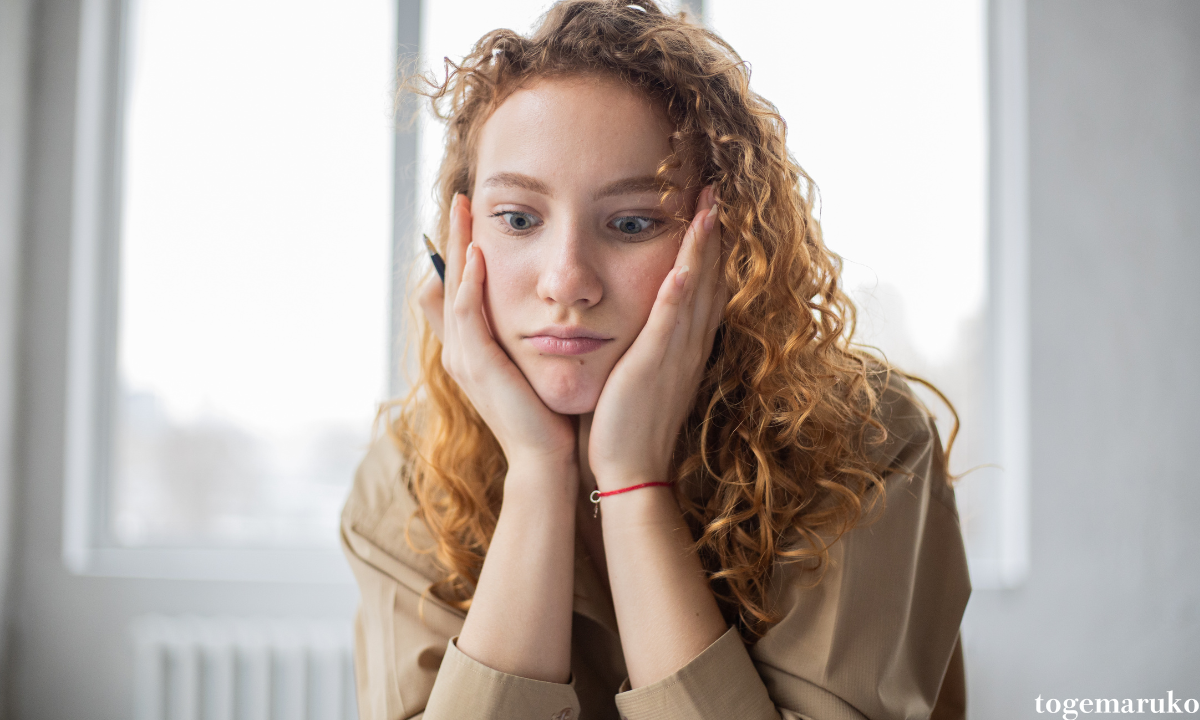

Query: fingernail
[675,265,690,288]
[703,208,717,232]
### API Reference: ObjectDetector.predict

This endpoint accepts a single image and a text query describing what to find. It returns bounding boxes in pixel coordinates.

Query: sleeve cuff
[423,637,581,720]
[614,627,780,720]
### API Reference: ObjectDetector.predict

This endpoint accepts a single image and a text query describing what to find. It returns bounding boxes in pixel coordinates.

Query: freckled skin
[470,76,697,415]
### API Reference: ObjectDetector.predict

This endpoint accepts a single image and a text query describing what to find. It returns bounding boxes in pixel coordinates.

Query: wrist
[593,480,683,529]
[503,455,580,505]
[506,445,578,474]
[592,469,667,494]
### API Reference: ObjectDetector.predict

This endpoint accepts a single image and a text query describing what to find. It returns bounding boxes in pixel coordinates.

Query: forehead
[473,75,680,192]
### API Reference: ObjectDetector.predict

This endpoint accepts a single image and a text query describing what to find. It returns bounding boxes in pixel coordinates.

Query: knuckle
[418,294,435,317]
[419,277,441,301]
[418,283,444,313]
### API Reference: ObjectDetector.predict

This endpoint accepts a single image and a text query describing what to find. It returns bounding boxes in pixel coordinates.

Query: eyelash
[488,211,662,240]
[489,211,541,234]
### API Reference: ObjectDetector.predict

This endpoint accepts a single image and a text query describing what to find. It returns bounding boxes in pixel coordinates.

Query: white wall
[963,1,1200,715]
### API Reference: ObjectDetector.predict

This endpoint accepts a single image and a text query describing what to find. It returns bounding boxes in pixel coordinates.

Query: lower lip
[527,336,609,355]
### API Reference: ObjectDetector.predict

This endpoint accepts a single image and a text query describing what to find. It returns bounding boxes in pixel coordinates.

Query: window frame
[977,0,1031,589]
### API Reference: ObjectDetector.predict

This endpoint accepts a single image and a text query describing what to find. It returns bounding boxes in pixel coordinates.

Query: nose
[536,220,604,309]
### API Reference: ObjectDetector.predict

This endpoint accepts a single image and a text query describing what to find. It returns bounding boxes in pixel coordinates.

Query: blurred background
[0,0,1196,718]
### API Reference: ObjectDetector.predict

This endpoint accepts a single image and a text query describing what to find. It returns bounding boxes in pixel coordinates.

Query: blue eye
[494,211,541,232]
[613,216,655,235]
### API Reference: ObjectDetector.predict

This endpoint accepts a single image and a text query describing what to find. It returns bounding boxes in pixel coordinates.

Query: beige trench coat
[341,376,972,720]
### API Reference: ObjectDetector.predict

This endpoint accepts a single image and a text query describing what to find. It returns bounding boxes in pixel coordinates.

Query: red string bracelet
[589,481,673,517]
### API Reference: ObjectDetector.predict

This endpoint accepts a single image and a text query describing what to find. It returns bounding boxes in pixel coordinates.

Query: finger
[440,194,472,354]
[670,201,709,309]
[690,188,722,328]
[443,194,473,312]
[698,187,722,288]
[632,264,689,366]
[642,187,713,358]
[452,244,510,371]
[418,273,446,343]
[705,277,729,346]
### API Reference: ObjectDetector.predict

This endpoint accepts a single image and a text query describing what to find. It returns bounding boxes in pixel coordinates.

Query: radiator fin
[132,615,357,720]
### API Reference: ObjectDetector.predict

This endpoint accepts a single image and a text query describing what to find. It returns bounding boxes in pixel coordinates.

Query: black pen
[423,234,446,282]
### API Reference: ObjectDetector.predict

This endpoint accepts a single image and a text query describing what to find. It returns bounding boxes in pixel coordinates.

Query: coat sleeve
[612,379,973,720]
[341,436,581,720]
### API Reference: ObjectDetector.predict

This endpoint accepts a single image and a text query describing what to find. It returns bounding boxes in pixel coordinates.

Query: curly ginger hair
[386,0,954,640]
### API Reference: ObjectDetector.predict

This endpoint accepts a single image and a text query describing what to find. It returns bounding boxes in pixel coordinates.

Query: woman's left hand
[588,186,727,490]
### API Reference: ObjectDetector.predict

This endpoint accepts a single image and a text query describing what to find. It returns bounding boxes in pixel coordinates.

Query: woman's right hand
[418,193,579,478]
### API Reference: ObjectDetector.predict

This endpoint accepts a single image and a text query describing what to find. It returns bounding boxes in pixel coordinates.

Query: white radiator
[131,615,357,720]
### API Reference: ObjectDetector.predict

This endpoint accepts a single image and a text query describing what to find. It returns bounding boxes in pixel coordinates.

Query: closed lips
[525,327,612,356]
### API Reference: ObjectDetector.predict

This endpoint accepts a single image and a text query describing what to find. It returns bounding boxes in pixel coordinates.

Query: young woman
[341,2,971,719]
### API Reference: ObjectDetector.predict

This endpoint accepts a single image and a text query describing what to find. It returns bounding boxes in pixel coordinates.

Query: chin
[527,363,605,415]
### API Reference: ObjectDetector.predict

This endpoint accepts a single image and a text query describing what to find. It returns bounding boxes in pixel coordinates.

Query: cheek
[476,242,537,336]
[610,244,678,328]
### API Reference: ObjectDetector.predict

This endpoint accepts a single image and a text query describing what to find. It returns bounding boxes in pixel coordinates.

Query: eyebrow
[481,172,553,196]
[479,172,675,201]
[594,175,675,200]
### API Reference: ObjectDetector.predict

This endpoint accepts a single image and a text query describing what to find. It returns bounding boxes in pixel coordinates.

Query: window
[707,0,1024,588]
[64,0,1027,586]
[111,0,395,549]
[64,0,398,579]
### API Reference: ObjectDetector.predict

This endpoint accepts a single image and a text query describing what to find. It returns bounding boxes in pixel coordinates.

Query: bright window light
[708,0,993,553]
[112,0,395,547]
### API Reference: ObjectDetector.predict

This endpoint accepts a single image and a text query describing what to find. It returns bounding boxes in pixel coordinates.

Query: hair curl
[385,0,955,640]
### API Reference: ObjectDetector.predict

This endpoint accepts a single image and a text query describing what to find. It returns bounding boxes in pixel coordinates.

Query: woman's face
[470,75,697,415]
